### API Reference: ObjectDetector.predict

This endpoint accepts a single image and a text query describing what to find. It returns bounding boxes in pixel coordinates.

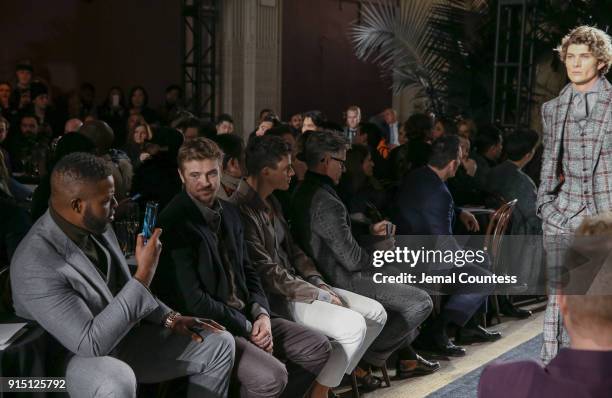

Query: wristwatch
[163,311,181,329]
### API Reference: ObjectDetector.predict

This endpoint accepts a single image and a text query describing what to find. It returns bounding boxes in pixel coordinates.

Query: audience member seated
[128,85,158,124]
[393,135,501,356]
[10,152,234,398]
[215,113,234,135]
[447,135,483,206]
[338,144,389,232]
[131,127,184,211]
[0,150,31,263]
[388,113,433,184]
[124,120,153,168]
[124,112,145,148]
[343,105,361,143]
[78,120,133,200]
[179,116,215,142]
[472,124,503,192]
[158,84,183,126]
[301,110,326,133]
[232,135,389,396]
[265,125,306,218]
[291,130,438,384]
[153,138,331,398]
[486,128,541,320]
[378,107,400,146]
[257,108,276,125]
[6,113,50,176]
[289,113,303,134]
[251,113,280,139]
[0,81,17,121]
[98,86,128,148]
[10,61,33,112]
[352,122,390,180]
[31,133,97,221]
[0,116,11,171]
[457,117,477,141]
[212,133,244,200]
[431,116,457,142]
[488,128,541,235]
[25,81,61,137]
[77,82,97,120]
[479,214,612,398]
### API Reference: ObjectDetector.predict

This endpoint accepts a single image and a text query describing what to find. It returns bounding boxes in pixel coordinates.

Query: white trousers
[288,287,387,387]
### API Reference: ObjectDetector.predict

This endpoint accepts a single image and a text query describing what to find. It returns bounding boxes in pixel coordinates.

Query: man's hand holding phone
[134,228,163,287]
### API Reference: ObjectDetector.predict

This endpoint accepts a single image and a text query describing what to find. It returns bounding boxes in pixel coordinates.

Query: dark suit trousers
[231,318,331,398]
[441,264,493,327]
[351,276,433,367]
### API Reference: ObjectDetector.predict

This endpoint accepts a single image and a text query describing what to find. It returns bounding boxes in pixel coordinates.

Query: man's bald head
[51,153,117,234]
[64,118,83,134]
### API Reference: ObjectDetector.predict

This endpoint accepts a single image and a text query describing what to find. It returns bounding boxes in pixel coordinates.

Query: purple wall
[1,0,391,119]
[0,0,181,107]
[281,0,392,123]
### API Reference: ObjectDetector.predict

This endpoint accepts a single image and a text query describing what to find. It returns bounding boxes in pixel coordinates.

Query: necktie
[574,94,588,121]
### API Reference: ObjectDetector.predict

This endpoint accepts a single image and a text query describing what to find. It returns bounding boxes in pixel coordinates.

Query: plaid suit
[537,78,612,363]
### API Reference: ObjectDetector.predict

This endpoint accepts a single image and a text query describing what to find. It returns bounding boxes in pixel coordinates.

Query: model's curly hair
[555,25,612,75]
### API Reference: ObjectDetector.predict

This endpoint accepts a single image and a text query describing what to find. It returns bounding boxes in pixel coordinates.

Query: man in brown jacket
[231,135,390,397]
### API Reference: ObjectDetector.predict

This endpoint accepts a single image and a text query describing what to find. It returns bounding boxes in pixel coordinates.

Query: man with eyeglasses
[290,130,438,386]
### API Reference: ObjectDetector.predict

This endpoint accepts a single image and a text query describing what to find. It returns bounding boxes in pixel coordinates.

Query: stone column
[220,0,282,138]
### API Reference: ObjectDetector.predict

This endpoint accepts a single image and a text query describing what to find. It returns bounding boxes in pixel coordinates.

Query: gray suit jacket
[537,78,612,231]
[10,211,171,357]
[291,171,393,290]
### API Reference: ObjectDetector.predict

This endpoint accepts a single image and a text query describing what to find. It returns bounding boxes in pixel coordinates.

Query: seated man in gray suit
[10,152,235,398]
[290,130,436,381]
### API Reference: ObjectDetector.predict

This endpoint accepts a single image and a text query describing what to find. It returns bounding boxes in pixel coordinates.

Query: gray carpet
[426,334,543,398]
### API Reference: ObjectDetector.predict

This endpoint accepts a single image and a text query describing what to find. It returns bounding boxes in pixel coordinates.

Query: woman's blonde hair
[555,25,612,75]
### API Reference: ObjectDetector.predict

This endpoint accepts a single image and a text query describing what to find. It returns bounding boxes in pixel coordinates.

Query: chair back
[484,199,518,272]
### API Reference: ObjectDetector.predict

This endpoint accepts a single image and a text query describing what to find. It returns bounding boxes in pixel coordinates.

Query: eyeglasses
[331,156,346,170]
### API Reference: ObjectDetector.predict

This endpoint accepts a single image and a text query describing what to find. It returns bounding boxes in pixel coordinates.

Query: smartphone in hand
[142,201,159,244]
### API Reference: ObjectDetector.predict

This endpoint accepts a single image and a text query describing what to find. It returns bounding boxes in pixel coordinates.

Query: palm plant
[350,0,494,118]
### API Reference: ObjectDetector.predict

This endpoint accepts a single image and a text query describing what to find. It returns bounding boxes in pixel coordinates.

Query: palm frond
[351,0,493,115]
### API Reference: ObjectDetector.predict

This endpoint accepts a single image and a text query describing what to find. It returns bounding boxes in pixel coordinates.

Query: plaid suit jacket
[537,78,612,231]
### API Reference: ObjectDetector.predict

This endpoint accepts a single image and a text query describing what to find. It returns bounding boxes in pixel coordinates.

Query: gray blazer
[291,171,393,290]
[537,78,612,231]
[10,211,171,357]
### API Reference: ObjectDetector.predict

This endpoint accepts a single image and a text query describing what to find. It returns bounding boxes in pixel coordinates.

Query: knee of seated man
[193,330,235,369]
[69,357,136,397]
[369,300,388,326]
[338,311,368,343]
[404,290,434,319]
[251,360,288,396]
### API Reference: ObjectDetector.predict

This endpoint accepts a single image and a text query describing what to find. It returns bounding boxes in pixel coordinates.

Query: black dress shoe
[414,338,466,357]
[500,304,532,319]
[455,325,502,345]
[352,368,382,392]
[396,355,441,379]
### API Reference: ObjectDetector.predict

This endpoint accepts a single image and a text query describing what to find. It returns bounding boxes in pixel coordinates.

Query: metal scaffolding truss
[491,0,538,128]
[182,0,218,120]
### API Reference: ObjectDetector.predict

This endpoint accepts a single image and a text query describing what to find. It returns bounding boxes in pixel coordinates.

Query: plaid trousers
[541,211,588,363]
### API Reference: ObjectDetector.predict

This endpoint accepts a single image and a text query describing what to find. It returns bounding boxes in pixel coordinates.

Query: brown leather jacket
[230,180,333,319]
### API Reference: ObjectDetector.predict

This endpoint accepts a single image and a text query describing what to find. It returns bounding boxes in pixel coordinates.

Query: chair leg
[492,295,502,325]
[381,364,391,387]
[351,371,360,398]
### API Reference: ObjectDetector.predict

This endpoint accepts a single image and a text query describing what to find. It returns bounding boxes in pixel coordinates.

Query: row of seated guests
[9,120,510,398]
